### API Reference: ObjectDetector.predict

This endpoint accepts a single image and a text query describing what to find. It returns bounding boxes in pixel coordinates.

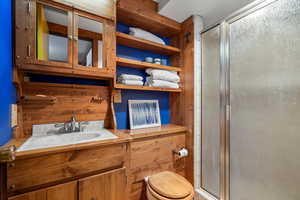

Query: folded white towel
[118,74,143,81]
[146,69,180,83]
[118,79,144,86]
[145,77,179,89]
[129,27,165,45]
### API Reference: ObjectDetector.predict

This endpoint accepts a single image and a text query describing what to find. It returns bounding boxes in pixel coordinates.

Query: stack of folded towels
[117,74,144,86]
[129,27,166,45]
[145,69,180,89]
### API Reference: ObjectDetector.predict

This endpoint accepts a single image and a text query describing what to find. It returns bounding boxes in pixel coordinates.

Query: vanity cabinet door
[8,181,77,200]
[79,167,126,200]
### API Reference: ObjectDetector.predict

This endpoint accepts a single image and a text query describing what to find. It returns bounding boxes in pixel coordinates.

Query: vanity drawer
[7,144,126,194]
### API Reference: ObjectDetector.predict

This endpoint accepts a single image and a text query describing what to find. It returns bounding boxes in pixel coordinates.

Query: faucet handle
[54,123,64,128]
[78,121,89,132]
[71,116,76,122]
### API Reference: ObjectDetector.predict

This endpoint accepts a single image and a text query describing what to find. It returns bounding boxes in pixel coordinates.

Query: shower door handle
[226,105,231,121]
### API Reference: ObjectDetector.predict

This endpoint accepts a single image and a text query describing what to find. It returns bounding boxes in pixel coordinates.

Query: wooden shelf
[116,124,187,139]
[116,32,180,55]
[115,84,182,92]
[117,1,181,37]
[20,95,57,103]
[116,57,181,72]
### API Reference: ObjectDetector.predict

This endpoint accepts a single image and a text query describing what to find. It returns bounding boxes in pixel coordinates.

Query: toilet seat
[146,171,194,200]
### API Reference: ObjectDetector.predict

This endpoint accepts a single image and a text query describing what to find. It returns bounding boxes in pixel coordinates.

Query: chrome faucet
[55,116,81,133]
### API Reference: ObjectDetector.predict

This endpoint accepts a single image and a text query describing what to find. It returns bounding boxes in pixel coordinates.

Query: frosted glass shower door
[229,0,300,199]
[201,26,220,198]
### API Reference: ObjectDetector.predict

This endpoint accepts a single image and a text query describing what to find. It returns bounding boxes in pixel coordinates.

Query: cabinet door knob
[91,197,96,200]
[9,184,16,190]
[8,162,15,167]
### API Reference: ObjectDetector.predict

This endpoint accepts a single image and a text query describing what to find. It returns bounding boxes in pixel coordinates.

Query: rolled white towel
[146,69,180,83]
[118,74,143,81]
[118,79,144,86]
[145,77,179,89]
[129,27,165,45]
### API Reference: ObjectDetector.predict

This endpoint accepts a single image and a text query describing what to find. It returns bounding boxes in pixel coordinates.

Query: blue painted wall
[0,0,15,146]
[114,23,171,129]
[29,73,108,86]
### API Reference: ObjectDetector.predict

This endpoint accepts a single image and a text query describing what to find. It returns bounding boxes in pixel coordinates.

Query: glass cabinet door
[35,2,72,67]
[74,13,104,70]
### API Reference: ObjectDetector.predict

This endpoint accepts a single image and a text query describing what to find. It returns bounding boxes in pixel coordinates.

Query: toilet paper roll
[178,148,188,158]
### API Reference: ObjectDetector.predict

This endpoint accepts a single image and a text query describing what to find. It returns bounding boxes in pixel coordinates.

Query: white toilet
[145,171,194,200]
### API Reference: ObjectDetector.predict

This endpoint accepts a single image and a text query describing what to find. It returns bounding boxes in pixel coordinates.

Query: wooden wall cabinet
[15,0,116,80]
[53,0,116,21]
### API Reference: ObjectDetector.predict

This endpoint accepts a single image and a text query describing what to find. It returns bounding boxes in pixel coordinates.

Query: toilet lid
[148,171,193,199]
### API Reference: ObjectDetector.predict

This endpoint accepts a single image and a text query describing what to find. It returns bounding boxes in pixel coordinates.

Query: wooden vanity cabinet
[15,0,116,79]
[8,181,78,200]
[7,143,127,200]
[79,168,126,200]
[8,168,126,200]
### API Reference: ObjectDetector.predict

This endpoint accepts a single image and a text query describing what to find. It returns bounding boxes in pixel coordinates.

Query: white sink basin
[61,132,102,143]
[17,130,117,152]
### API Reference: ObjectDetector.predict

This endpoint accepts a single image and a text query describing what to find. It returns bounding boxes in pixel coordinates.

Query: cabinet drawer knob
[8,162,15,167]
[9,184,16,190]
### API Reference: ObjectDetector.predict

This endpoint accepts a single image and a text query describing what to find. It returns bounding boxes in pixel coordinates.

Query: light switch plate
[113,89,122,103]
[11,104,18,128]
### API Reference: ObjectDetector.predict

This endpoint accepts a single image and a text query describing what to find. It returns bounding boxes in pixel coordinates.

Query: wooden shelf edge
[116,57,181,72]
[117,4,181,37]
[21,64,115,80]
[116,32,180,55]
[115,84,182,92]
[117,124,187,139]
[20,95,57,103]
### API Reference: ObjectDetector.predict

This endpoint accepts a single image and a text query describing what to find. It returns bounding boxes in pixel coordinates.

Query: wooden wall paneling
[7,144,126,195]
[104,83,117,130]
[129,133,186,200]
[181,17,195,184]
[8,181,77,200]
[20,82,111,137]
[169,33,184,126]
[130,181,147,200]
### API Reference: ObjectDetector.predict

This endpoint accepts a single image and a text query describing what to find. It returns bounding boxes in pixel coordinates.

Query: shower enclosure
[199,0,300,200]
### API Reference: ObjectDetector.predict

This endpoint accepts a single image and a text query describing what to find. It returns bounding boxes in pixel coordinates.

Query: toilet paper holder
[172,148,188,157]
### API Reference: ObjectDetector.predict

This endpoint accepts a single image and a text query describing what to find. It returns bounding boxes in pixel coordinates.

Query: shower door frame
[196,0,280,200]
